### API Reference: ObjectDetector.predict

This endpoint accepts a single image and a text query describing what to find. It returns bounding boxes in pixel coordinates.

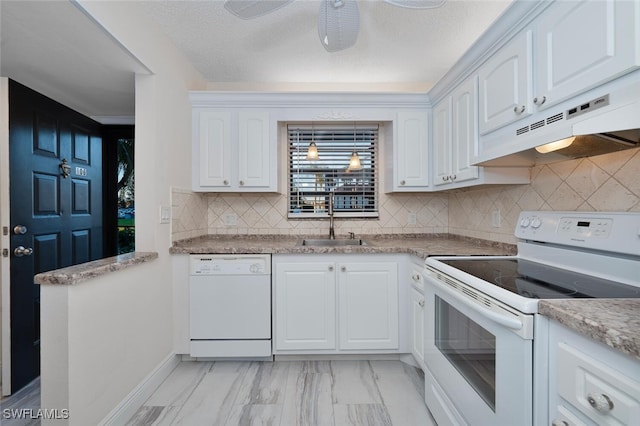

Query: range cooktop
[438,258,640,300]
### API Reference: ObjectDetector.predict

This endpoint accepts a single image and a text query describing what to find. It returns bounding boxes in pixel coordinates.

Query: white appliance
[422,211,640,425]
[189,254,272,358]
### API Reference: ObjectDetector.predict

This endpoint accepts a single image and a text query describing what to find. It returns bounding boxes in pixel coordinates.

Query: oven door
[422,265,534,426]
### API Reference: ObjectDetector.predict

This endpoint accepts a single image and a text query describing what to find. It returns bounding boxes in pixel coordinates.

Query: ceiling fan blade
[224,0,294,19]
[318,0,360,52]
[383,0,446,9]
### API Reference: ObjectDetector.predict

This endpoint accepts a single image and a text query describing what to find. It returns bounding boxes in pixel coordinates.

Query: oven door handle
[429,276,523,331]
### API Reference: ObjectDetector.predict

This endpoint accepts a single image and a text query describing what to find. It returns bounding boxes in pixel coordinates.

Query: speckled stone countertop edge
[539,299,640,361]
[34,251,159,286]
[169,233,517,259]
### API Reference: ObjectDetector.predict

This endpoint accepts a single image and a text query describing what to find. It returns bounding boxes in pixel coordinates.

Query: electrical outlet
[223,213,238,226]
[408,212,417,225]
[492,209,501,228]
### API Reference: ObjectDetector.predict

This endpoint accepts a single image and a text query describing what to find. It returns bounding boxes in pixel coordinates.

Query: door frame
[1,78,12,396]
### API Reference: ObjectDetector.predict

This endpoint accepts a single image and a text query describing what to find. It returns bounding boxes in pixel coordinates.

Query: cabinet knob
[418,299,425,307]
[328,266,334,271]
[239,180,244,186]
[551,420,568,426]
[400,180,406,185]
[513,105,526,114]
[451,174,456,181]
[412,274,420,281]
[587,393,614,413]
[223,179,229,185]
[533,96,546,106]
[341,266,346,272]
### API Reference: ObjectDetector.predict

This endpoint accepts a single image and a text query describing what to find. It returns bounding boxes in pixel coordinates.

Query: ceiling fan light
[318,0,360,52]
[224,0,294,19]
[383,0,446,9]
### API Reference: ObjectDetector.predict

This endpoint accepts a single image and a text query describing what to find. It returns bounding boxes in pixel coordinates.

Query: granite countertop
[539,299,640,361]
[34,252,159,286]
[169,233,517,259]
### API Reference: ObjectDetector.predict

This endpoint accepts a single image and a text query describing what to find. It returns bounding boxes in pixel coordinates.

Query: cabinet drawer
[557,342,640,425]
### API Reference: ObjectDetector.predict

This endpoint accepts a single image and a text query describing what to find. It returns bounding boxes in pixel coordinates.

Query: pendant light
[347,122,362,171]
[306,124,319,160]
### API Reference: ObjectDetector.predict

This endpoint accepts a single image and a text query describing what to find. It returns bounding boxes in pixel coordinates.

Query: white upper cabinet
[192,109,276,192]
[392,111,430,190]
[478,30,533,135]
[432,77,526,190]
[451,78,480,184]
[533,0,640,111]
[432,98,452,186]
[197,111,232,188]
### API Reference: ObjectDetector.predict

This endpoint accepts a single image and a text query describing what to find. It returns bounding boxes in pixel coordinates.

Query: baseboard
[98,353,180,426]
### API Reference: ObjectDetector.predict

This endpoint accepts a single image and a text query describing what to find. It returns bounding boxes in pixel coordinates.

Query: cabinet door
[451,78,480,183]
[478,30,532,135]
[411,287,425,368]
[432,98,452,187]
[534,0,639,111]
[395,111,430,189]
[274,262,336,351]
[197,111,232,187]
[238,111,271,189]
[338,262,398,350]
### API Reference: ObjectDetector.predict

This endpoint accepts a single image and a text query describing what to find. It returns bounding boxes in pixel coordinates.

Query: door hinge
[2,226,7,236]
[2,248,8,258]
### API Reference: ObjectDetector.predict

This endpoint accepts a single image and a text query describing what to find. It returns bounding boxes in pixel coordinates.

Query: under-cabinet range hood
[474,84,640,167]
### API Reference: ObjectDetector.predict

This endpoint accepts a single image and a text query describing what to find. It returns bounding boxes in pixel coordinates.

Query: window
[288,124,379,218]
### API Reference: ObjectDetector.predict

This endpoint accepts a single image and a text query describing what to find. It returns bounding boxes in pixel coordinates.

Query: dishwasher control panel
[190,255,271,275]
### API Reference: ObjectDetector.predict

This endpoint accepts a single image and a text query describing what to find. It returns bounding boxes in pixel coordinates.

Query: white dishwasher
[189,254,272,358]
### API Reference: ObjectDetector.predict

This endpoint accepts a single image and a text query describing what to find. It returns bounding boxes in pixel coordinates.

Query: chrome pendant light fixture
[347,122,362,171]
[306,124,319,160]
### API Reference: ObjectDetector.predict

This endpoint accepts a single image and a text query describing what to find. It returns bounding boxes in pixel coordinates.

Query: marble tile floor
[127,360,437,426]
[0,377,41,426]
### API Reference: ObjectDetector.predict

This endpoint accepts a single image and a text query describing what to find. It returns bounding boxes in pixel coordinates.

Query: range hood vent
[474,89,640,167]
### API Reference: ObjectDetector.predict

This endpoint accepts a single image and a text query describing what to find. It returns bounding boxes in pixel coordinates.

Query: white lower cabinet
[274,261,336,351]
[410,287,425,368]
[548,321,640,426]
[273,255,399,353]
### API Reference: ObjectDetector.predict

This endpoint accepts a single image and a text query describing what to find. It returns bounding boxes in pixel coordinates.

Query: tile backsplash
[172,147,640,244]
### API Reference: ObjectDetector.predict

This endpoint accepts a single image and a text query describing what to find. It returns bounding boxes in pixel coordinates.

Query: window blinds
[288,124,379,218]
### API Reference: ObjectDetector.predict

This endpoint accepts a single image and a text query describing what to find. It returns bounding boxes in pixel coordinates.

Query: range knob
[520,218,531,228]
[531,218,542,229]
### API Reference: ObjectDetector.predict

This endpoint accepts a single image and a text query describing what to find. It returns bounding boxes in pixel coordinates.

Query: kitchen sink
[298,238,370,247]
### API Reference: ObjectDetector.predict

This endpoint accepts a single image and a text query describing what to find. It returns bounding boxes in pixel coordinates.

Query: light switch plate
[160,205,171,224]
[492,209,501,228]
[408,212,417,225]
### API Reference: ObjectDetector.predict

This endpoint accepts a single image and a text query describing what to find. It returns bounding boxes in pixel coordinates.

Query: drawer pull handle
[551,421,568,426]
[513,105,526,114]
[587,393,614,413]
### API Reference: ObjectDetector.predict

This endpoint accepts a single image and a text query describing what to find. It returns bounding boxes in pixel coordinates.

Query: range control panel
[516,211,640,256]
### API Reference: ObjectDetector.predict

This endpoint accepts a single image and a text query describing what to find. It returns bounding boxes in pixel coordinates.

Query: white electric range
[421,211,640,426]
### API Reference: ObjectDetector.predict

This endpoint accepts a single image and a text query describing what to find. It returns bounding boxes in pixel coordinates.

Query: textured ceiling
[140,0,512,92]
[0,0,512,120]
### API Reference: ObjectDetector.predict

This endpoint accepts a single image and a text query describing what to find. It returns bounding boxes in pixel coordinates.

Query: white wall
[35,1,206,423]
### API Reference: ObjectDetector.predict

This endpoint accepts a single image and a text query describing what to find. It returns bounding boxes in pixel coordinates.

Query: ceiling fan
[224,0,446,52]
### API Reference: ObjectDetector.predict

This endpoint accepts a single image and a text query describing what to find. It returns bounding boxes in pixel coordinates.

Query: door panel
[8,80,103,392]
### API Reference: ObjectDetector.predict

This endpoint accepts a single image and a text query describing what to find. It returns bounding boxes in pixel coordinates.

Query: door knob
[13,225,27,235]
[14,246,33,257]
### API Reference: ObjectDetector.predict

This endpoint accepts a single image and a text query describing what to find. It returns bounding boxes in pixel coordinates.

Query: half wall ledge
[34,252,159,286]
